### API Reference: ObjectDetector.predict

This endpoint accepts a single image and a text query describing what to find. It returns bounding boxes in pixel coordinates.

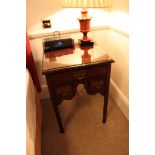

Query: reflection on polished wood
[42,44,114,133]
[80,45,93,63]
[45,48,74,59]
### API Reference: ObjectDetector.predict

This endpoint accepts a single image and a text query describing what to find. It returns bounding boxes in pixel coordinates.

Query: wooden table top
[42,44,114,74]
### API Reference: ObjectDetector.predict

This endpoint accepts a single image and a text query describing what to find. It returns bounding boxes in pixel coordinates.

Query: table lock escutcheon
[73,70,86,80]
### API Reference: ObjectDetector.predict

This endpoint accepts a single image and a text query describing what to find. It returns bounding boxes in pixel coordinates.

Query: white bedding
[26,69,36,155]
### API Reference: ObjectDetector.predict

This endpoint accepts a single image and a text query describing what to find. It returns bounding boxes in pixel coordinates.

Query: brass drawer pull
[73,70,86,80]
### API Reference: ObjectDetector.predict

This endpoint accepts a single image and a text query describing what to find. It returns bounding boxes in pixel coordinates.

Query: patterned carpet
[41,91,129,155]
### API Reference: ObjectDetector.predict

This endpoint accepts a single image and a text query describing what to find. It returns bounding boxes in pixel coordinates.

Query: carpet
[41,91,128,155]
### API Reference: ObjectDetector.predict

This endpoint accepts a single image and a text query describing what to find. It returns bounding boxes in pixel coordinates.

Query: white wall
[91,27,129,120]
[26,0,62,28]
[108,0,129,119]
[94,29,128,97]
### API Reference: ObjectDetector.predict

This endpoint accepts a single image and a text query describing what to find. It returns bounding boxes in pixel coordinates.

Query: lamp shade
[63,0,111,8]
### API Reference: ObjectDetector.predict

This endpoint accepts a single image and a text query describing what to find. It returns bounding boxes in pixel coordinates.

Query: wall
[26,0,62,28]
[26,0,129,120]
[100,29,129,119]
[108,0,129,119]
[27,2,110,35]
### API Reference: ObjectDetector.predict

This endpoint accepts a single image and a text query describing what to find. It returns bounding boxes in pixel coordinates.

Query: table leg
[103,64,111,123]
[52,103,64,133]
[103,94,108,123]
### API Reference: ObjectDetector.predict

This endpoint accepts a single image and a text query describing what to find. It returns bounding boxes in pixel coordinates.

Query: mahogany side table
[42,44,114,133]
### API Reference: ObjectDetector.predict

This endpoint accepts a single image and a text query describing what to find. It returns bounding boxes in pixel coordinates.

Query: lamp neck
[80,8,91,19]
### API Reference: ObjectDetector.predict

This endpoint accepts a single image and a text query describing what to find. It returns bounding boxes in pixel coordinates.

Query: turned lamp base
[78,8,94,46]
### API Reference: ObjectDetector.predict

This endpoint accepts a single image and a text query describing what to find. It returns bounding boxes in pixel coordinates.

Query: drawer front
[51,69,87,84]
[47,65,107,85]
[87,65,107,77]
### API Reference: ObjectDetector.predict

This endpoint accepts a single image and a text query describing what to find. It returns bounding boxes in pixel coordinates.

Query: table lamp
[62,0,111,46]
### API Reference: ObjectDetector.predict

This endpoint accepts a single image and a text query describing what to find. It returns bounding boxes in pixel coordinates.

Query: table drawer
[51,69,87,84]
[87,65,107,77]
[48,65,107,84]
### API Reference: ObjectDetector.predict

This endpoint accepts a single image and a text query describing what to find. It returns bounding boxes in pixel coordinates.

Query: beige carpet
[41,91,129,155]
